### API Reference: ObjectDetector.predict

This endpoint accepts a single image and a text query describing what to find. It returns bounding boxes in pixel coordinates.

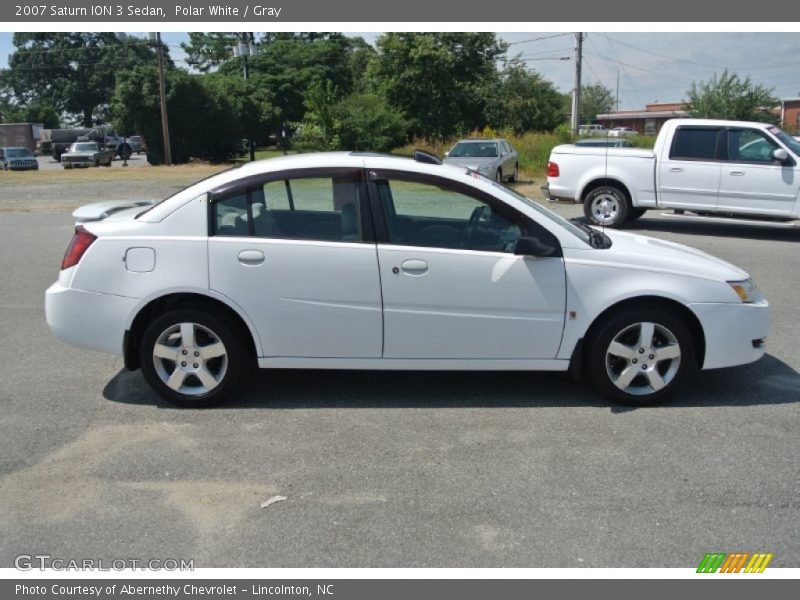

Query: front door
[208,170,383,358]
[370,173,566,360]
[717,127,799,217]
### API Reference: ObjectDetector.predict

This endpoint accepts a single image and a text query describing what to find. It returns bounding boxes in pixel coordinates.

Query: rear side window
[670,127,721,161]
[213,174,369,243]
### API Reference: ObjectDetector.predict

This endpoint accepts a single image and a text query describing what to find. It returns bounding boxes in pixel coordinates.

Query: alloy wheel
[605,321,681,396]
[152,322,228,396]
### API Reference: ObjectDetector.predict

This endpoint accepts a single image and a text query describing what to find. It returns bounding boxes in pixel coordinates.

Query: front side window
[728,129,779,163]
[670,127,721,161]
[377,178,546,253]
[214,174,367,242]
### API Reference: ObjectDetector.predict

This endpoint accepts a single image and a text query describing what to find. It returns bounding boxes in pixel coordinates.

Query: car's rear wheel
[510,163,519,182]
[586,308,696,405]
[495,169,502,182]
[140,309,245,407]
[583,185,629,228]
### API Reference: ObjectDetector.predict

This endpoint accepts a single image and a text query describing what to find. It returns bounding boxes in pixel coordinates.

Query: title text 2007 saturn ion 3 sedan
[46,152,768,407]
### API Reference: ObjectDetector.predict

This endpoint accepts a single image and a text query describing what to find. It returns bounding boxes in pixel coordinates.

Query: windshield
[5,148,33,158]
[72,143,97,152]
[768,126,800,156]
[449,142,498,158]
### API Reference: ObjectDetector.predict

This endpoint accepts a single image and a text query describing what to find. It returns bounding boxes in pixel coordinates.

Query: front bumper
[45,281,138,357]
[690,300,769,370]
[62,158,95,168]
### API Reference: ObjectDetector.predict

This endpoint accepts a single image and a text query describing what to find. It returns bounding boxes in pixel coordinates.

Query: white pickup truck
[543,118,800,227]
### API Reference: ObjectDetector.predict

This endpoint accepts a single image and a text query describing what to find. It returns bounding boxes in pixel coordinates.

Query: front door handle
[729,170,745,176]
[400,259,429,275]
[669,167,684,173]
[238,249,265,266]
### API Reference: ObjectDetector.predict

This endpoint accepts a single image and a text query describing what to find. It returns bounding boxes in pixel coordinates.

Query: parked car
[61,142,115,168]
[443,139,518,182]
[0,146,39,171]
[544,118,800,227]
[126,135,145,154]
[574,139,634,148]
[608,127,638,138]
[578,124,608,136]
[45,151,768,408]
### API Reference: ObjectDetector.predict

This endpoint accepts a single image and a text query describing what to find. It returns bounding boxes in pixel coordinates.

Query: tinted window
[214,175,367,242]
[728,129,779,163]
[378,178,536,253]
[670,127,720,160]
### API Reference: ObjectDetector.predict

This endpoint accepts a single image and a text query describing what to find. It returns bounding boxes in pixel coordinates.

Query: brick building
[780,98,800,133]
[596,102,690,135]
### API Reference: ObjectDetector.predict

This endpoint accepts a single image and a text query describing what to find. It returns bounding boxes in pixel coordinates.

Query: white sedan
[46,151,769,407]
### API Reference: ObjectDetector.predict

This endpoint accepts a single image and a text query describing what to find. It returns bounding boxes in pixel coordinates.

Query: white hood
[598,229,748,282]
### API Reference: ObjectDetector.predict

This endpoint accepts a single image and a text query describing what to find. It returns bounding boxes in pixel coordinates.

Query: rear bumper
[690,300,769,370]
[542,181,576,202]
[45,282,138,357]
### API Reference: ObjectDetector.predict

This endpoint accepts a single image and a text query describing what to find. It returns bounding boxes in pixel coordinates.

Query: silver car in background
[443,139,519,182]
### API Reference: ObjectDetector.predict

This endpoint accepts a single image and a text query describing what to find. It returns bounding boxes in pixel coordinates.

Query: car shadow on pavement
[590,216,800,242]
[103,353,799,411]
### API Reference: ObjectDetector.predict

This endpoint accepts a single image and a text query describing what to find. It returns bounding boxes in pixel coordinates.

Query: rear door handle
[238,249,265,266]
[400,259,429,275]
[729,170,745,176]
[669,167,684,173]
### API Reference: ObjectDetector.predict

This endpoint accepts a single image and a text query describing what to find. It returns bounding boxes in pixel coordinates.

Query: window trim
[208,167,375,243]
[364,169,561,256]
[668,125,724,162]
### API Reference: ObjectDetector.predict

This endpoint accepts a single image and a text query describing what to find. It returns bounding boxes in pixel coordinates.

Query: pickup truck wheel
[584,185,629,228]
[139,308,245,408]
[586,308,696,406]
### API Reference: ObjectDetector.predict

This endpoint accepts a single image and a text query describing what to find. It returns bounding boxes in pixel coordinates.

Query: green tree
[181,32,239,72]
[3,33,163,127]
[581,83,615,122]
[334,92,408,152]
[111,66,240,164]
[204,72,278,147]
[484,61,563,134]
[370,33,506,139]
[686,70,778,123]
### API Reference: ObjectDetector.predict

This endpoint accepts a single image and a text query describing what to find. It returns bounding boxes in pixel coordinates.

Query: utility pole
[236,32,256,161]
[155,32,172,166]
[570,32,583,135]
[616,69,620,111]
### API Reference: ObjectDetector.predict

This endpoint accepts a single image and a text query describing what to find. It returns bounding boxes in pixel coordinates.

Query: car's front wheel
[586,308,696,405]
[139,309,246,407]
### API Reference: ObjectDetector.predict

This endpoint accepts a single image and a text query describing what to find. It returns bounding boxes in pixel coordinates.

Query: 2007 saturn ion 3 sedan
[46,152,769,407]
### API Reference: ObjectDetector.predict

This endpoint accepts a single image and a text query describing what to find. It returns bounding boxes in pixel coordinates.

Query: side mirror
[514,236,557,257]
[444,151,450,157]
[773,148,789,163]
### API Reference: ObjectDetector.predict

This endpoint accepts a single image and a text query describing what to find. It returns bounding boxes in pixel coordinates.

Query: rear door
[208,168,383,358]
[368,170,566,360]
[658,125,722,210]
[717,127,799,217]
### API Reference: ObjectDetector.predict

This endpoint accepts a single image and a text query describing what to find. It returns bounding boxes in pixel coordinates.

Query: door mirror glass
[514,236,557,257]
[773,148,789,162]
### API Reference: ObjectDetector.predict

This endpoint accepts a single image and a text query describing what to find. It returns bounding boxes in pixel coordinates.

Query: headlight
[727,278,759,303]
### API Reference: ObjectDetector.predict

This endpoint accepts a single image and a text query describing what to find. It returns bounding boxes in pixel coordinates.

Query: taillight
[61,225,97,270]
[547,161,560,178]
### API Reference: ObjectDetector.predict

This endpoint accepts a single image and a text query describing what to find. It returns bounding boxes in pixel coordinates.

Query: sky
[2,32,799,110]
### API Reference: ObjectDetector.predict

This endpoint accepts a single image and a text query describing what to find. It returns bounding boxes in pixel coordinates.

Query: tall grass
[393,127,658,181]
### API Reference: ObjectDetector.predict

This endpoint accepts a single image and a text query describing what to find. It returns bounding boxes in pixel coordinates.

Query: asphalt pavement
[0,187,798,568]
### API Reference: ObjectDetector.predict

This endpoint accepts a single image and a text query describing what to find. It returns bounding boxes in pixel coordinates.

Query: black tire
[94,159,100,168]
[585,307,697,406]
[583,185,629,228]
[495,169,502,182]
[510,163,519,182]
[628,207,647,220]
[139,308,246,407]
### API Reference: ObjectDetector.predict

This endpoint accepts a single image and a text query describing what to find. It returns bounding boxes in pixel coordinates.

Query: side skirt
[257,357,570,371]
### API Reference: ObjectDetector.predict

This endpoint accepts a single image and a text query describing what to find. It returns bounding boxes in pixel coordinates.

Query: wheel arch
[123,291,260,370]
[572,295,706,379]
[579,177,633,205]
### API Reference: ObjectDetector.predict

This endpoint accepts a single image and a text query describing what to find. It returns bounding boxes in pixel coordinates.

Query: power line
[506,32,573,46]
[600,35,644,107]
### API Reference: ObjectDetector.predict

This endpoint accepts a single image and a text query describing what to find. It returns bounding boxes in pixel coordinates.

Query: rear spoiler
[72,199,155,223]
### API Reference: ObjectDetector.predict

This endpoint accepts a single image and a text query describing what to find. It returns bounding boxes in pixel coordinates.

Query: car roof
[453,139,504,143]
